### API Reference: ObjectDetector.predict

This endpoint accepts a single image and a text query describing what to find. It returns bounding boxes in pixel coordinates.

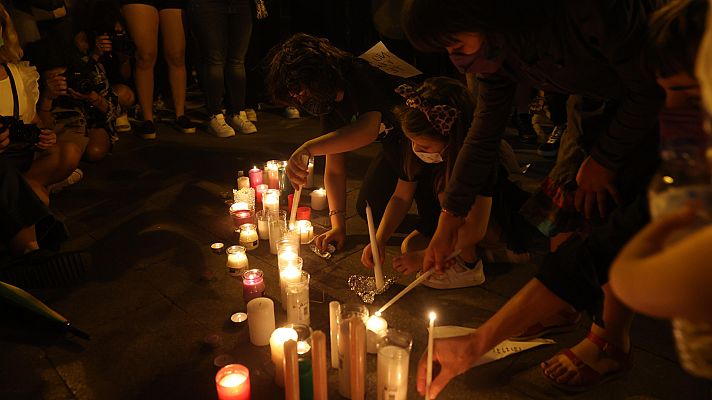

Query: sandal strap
[559,349,604,382]
[585,331,630,363]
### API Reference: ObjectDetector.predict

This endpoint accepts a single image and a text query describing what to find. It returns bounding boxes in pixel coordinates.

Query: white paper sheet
[359,41,423,78]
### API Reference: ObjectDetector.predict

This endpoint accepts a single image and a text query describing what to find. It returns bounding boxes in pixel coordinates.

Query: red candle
[296,206,311,221]
[249,166,263,188]
[255,184,268,204]
[216,364,251,400]
[288,194,294,215]
[230,204,254,229]
[242,269,265,303]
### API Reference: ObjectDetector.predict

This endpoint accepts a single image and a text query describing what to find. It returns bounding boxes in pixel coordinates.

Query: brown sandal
[542,331,632,392]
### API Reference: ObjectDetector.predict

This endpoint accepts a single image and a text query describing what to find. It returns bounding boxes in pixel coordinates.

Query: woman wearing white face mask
[360,77,532,288]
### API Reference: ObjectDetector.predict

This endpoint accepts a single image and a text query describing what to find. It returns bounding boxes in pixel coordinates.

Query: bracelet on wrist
[328,209,345,217]
[441,208,465,219]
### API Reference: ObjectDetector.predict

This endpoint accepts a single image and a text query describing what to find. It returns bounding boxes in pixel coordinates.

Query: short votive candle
[215,364,251,400]
[226,245,248,276]
[242,268,265,304]
[239,223,259,251]
[310,188,327,211]
[296,220,314,244]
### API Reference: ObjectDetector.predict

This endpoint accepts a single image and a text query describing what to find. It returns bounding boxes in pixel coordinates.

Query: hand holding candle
[289,154,310,228]
[365,202,385,290]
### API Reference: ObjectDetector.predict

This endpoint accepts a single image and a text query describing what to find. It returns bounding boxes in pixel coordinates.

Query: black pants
[0,157,49,243]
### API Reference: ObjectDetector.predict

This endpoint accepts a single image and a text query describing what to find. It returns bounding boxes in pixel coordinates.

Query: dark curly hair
[401,0,559,52]
[264,33,358,107]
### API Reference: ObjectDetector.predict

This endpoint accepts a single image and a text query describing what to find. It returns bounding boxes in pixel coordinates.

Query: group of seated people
[1,0,712,397]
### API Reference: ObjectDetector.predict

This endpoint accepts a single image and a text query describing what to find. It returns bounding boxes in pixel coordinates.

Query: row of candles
[237,159,318,195]
[217,296,437,400]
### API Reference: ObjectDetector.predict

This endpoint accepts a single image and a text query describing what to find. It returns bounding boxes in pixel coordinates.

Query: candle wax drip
[348,274,397,304]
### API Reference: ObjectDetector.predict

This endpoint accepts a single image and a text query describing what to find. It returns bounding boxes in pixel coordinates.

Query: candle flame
[429,311,436,322]
[219,372,247,387]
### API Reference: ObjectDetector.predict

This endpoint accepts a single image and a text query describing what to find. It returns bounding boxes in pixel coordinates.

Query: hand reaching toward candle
[393,250,425,275]
[423,212,464,273]
[360,242,385,269]
[416,334,480,399]
[314,227,345,252]
[287,144,312,188]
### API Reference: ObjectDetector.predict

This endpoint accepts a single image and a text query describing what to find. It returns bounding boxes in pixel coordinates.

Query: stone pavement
[1,107,711,400]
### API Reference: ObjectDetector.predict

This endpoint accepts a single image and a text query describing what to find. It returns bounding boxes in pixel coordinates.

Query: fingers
[314,232,326,251]
[361,245,374,268]
[416,351,427,394]
[429,366,459,399]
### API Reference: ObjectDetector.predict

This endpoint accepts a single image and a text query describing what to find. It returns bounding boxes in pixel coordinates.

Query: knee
[113,84,136,107]
[135,48,158,69]
[164,50,186,68]
[84,144,108,162]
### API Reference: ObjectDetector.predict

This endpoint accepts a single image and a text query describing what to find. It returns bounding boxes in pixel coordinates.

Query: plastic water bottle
[648,134,712,379]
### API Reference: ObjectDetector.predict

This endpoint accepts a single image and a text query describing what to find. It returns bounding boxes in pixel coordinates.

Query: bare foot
[393,250,425,275]
[541,334,630,386]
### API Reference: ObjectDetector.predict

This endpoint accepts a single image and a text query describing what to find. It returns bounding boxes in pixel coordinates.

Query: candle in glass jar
[242,269,265,303]
[239,224,259,250]
[215,364,251,400]
[237,176,250,190]
[280,259,303,309]
[263,189,280,214]
[366,315,388,354]
[226,245,248,276]
[265,160,280,189]
[256,210,270,240]
[247,297,275,346]
[249,166,263,188]
[286,271,310,326]
[255,184,268,204]
[296,220,314,244]
[376,329,412,400]
[310,188,327,211]
[270,327,298,387]
[296,206,311,221]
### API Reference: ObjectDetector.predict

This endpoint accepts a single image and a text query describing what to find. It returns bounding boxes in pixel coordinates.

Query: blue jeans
[189,0,252,115]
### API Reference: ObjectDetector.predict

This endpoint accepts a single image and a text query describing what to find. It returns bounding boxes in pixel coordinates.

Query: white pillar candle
[263,189,281,214]
[247,298,275,346]
[366,315,388,354]
[270,327,298,387]
[296,220,314,244]
[226,245,249,276]
[286,271,310,326]
[237,176,250,190]
[256,210,270,240]
[310,188,327,211]
[306,159,314,188]
[279,259,303,309]
[365,202,385,291]
[425,311,436,400]
[377,346,410,400]
[239,224,259,251]
[329,301,340,369]
[231,202,250,212]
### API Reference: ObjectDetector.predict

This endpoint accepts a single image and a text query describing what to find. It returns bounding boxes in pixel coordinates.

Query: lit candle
[278,249,299,269]
[329,301,340,369]
[247,297,275,346]
[286,271,310,326]
[265,160,280,189]
[296,220,314,244]
[425,311,436,400]
[284,340,300,400]
[211,242,225,254]
[256,210,270,240]
[312,331,328,400]
[269,218,285,255]
[242,269,265,304]
[279,259,303,309]
[263,189,281,214]
[230,204,254,231]
[237,176,250,190]
[376,329,412,400]
[366,315,388,354]
[270,327,298,387]
[365,202,385,291]
[296,206,311,221]
[239,223,259,251]
[215,364,251,400]
[306,159,314,188]
[226,245,248,276]
[255,183,268,204]
[310,188,327,211]
[249,166,263,188]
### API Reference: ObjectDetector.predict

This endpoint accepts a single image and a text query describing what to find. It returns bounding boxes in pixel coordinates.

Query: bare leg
[24,142,82,205]
[84,128,111,162]
[159,8,187,118]
[112,83,136,108]
[122,4,159,121]
[11,225,40,255]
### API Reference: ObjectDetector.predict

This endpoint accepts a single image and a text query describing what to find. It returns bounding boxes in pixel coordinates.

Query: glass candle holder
[229,203,254,231]
[256,210,270,240]
[296,220,314,244]
[376,329,413,400]
[278,160,291,195]
[284,323,315,400]
[215,364,251,400]
[279,257,303,310]
[286,271,310,326]
[263,188,281,214]
[270,327,298,387]
[268,210,287,255]
[249,166,263,188]
[337,304,369,398]
[239,223,259,251]
[242,268,265,304]
[296,206,311,221]
[264,160,281,189]
[255,183,268,204]
[226,245,248,277]
[366,315,388,354]
[277,237,300,268]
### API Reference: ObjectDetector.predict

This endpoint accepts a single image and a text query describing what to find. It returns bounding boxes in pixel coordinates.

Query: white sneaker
[229,113,257,134]
[243,108,257,122]
[283,106,300,119]
[49,168,83,194]
[208,114,236,138]
[115,114,131,133]
[422,259,485,289]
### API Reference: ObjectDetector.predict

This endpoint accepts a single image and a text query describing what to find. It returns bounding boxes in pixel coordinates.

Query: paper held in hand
[359,41,423,78]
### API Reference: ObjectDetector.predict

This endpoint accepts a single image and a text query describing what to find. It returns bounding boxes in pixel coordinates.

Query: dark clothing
[443,0,664,215]
[189,0,253,114]
[321,61,409,224]
[0,158,50,243]
[120,0,186,9]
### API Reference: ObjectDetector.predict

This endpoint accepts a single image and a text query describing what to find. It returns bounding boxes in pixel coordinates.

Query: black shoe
[0,249,92,289]
[515,113,538,144]
[136,120,157,140]
[537,123,566,158]
[176,115,196,134]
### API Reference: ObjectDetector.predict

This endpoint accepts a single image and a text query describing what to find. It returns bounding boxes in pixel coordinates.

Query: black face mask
[300,96,335,117]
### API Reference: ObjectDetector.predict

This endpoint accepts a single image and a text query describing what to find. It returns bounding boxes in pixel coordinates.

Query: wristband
[328,210,345,217]
[441,208,465,219]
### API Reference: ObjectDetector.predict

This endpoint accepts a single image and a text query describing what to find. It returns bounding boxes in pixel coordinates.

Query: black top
[443,0,665,215]
[320,60,408,177]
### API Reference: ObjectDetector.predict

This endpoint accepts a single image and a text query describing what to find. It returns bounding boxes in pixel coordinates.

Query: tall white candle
[366,315,388,354]
[310,188,327,211]
[425,312,436,400]
[263,189,281,214]
[329,301,340,369]
[256,210,269,240]
[247,298,275,346]
[270,327,298,387]
[337,306,368,399]
[365,202,385,290]
[377,346,410,400]
[306,159,314,188]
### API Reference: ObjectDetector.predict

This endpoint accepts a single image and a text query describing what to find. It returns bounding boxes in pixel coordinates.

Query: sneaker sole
[181,127,197,134]
[141,133,157,139]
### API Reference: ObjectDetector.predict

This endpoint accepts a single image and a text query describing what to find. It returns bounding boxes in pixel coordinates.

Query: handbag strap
[2,63,20,119]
